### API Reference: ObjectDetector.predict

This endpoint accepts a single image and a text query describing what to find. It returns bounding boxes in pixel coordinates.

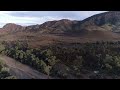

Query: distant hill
[78,11,120,32]
[1,11,120,47]
[24,19,79,34]
[3,23,24,32]
[2,11,120,34]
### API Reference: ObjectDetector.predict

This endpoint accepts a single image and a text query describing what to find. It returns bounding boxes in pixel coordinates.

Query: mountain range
[1,11,120,47]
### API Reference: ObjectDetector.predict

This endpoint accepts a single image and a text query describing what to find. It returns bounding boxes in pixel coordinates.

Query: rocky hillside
[78,11,120,32]
[24,19,79,34]
[3,23,24,32]
[2,11,120,34]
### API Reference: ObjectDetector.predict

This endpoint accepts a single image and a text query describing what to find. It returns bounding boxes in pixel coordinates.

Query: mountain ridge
[1,11,120,46]
[2,11,120,34]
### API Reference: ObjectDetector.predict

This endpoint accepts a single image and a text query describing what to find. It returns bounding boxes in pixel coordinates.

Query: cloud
[0,11,107,28]
[9,11,107,20]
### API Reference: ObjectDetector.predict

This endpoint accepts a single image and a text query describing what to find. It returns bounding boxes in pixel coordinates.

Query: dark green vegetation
[50,41,120,79]
[2,41,120,79]
[0,60,16,79]
[2,41,59,76]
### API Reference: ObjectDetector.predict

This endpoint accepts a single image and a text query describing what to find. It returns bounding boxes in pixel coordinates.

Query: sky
[0,11,107,28]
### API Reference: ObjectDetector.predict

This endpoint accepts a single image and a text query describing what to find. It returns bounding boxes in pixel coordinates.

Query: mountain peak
[2,23,24,32]
[3,23,22,28]
[59,19,71,21]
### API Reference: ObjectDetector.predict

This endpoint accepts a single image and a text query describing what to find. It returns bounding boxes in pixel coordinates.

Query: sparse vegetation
[2,41,120,79]
[2,42,59,76]
[0,60,16,79]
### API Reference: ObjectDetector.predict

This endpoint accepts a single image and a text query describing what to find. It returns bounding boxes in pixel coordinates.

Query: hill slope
[1,11,120,47]
[78,11,120,32]
[0,55,52,79]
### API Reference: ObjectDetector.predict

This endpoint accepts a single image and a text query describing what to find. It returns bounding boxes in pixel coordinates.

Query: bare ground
[1,31,120,48]
[0,55,53,79]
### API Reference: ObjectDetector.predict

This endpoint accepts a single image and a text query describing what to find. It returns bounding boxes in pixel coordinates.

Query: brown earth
[0,30,120,48]
[0,55,53,79]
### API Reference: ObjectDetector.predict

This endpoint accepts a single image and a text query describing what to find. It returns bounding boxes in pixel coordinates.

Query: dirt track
[0,55,53,79]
